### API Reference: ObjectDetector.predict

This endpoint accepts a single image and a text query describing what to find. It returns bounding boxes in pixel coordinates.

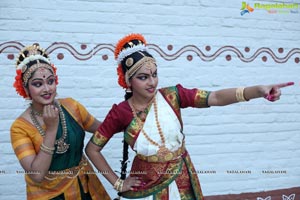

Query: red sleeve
[91,101,132,147]
[176,84,211,108]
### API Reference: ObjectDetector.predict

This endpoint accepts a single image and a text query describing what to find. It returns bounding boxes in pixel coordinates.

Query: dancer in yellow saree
[10,44,110,200]
[85,33,293,200]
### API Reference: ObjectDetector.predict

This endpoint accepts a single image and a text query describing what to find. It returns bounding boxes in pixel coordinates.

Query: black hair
[121,50,153,73]
[120,91,132,181]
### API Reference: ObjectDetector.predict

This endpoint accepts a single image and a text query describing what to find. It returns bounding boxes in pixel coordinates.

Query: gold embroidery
[137,144,185,163]
[91,131,109,147]
[194,90,209,108]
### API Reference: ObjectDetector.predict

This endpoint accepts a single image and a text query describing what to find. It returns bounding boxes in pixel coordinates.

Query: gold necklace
[130,96,172,159]
[30,105,43,117]
[131,97,154,122]
[30,100,70,154]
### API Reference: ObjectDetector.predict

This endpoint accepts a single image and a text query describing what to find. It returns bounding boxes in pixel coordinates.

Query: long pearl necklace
[30,100,70,154]
[130,96,172,159]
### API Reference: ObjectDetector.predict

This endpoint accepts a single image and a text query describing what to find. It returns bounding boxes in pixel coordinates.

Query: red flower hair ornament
[114,33,147,89]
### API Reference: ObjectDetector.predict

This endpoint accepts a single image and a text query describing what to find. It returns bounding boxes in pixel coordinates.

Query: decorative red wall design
[1,41,299,63]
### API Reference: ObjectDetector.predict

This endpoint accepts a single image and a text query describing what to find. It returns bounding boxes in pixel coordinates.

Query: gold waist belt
[136,144,186,163]
[44,157,88,180]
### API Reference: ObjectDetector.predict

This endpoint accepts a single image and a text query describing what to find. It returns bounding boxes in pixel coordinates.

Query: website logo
[240,1,299,15]
[240,2,254,16]
[254,3,299,14]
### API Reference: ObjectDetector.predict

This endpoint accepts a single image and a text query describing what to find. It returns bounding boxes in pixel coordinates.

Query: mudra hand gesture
[262,82,294,102]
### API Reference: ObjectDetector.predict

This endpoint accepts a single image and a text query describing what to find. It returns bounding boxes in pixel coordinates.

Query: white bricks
[0,0,299,199]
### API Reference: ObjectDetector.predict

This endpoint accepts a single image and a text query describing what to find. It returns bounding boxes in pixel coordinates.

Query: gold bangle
[40,146,53,155]
[236,87,248,102]
[40,143,54,155]
[113,178,124,192]
[41,143,55,151]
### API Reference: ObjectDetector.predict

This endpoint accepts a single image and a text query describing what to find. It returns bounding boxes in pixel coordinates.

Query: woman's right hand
[121,176,145,192]
[43,104,59,133]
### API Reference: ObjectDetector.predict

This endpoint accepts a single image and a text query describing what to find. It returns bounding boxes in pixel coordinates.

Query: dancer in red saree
[86,33,294,200]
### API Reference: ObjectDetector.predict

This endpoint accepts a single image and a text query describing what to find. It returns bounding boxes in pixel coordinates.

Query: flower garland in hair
[13,64,58,98]
[117,64,127,89]
[13,69,26,98]
[117,45,147,64]
[115,33,147,89]
[17,55,51,71]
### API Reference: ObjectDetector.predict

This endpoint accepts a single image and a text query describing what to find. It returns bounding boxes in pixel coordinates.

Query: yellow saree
[11,98,110,200]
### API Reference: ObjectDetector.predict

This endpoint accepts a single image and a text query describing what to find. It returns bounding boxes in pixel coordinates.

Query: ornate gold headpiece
[15,44,52,85]
[114,33,156,89]
[13,43,58,98]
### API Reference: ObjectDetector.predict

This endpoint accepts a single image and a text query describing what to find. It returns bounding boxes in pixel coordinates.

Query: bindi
[39,68,47,78]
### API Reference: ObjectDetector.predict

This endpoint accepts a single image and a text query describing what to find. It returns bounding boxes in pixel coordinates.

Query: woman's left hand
[261,82,294,102]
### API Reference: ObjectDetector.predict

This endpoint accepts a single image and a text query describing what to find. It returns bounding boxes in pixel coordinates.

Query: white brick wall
[1,0,299,199]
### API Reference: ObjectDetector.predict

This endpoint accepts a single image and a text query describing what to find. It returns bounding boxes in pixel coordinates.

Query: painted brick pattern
[0,0,299,199]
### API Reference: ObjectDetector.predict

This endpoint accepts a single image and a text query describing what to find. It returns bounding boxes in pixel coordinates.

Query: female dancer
[86,33,293,199]
[10,44,110,200]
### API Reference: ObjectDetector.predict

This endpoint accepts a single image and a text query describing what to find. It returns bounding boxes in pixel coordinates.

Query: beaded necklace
[130,95,172,159]
[30,100,70,154]
[31,107,43,117]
